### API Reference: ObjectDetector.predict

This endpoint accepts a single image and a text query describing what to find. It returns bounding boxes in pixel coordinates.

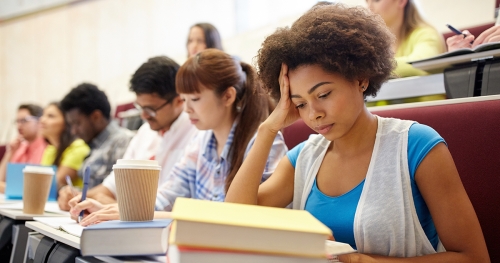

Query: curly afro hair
[256,4,396,100]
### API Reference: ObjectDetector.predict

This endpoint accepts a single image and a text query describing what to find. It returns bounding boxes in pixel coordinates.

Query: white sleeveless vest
[293,117,444,256]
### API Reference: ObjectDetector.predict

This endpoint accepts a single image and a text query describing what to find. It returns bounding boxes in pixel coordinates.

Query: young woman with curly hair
[225,4,489,262]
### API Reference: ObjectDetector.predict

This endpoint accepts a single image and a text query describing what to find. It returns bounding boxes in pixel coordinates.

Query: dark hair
[130,56,180,101]
[176,49,269,192]
[60,83,111,119]
[18,104,43,118]
[257,4,395,100]
[46,102,77,167]
[188,23,223,51]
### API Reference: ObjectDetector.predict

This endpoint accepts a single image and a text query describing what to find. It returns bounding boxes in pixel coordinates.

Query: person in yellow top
[366,0,445,104]
[40,103,90,189]
[367,0,445,77]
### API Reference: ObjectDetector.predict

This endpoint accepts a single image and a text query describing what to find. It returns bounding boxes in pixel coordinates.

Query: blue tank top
[286,123,444,250]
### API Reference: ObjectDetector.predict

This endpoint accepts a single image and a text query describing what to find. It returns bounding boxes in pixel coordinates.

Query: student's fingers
[447,35,473,51]
[79,207,120,226]
[486,35,500,44]
[70,199,102,217]
[80,213,117,226]
[473,25,500,47]
[57,187,72,211]
[279,63,290,99]
[483,30,500,44]
[93,193,116,205]
[68,194,83,208]
[446,35,463,46]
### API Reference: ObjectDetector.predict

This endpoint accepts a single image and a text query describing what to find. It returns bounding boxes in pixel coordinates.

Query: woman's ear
[223,87,237,107]
[358,79,370,92]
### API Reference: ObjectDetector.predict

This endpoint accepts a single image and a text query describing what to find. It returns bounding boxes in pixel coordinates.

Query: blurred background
[0,0,496,143]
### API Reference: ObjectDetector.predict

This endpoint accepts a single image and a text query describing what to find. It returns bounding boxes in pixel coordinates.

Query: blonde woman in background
[367,0,446,104]
[367,0,445,78]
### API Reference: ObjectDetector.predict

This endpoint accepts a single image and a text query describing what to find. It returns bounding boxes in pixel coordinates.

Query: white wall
[0,0,496,143]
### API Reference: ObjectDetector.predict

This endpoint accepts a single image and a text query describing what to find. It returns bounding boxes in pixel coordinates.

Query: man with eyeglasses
[0,104,47,192]
[59,56,197,210]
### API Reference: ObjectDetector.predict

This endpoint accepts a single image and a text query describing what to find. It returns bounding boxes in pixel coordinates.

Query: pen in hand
[447,24,473,44]
[65,175,77,197]
[78,167,91,223]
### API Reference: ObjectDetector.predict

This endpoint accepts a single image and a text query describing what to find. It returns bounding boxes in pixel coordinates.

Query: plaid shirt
[155,123,288,211]
[81,121,134,188]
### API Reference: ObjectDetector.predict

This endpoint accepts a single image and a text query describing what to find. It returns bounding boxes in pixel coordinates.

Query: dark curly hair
[256,4,396,100]
[130,56,180,101]
[61,83,111,119]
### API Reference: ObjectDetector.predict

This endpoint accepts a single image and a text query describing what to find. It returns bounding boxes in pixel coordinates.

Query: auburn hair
[176,49,269,192]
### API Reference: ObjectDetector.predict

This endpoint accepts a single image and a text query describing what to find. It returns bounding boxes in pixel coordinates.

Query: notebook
[5,163,58,201]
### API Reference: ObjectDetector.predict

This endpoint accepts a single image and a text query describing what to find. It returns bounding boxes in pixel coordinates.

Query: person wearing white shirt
[58,56,197,210]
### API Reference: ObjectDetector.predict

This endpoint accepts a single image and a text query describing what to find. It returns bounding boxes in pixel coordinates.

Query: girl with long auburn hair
[69,49,287,223]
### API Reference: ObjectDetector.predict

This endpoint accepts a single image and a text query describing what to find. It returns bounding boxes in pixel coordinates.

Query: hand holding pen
[78,167,91,223]
[65,175,78,197]
[446,24,475,51]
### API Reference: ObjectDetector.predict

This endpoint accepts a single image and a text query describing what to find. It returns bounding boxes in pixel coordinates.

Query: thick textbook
[80,219,172,256]
[170,198,332,258]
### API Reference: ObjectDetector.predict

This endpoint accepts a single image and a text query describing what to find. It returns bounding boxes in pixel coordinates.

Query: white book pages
[34,216,84,237]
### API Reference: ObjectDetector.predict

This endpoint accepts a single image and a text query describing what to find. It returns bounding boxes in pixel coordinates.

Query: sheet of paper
[60,223,85,237]
[34,217,76,229]
[325,240,356,256]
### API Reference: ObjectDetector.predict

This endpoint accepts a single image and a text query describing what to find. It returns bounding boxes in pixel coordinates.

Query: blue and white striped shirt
[155,123,287,211]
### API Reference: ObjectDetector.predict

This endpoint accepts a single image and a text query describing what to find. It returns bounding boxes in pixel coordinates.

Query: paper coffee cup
[113,159,161,221]
[23,166,54,214]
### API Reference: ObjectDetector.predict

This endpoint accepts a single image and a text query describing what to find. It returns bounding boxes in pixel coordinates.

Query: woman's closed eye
[295,103,306,109]
[318,91,331,99]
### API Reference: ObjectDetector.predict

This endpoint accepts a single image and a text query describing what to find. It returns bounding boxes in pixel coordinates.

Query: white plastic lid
[23,166,55,175]
[112,159,161,170]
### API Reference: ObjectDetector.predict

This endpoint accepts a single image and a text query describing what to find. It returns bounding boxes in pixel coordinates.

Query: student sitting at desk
[68,49,287,224]
[58,22,224,210]
[60,84,134,189]
[224,4,489,262]
[367,0,445,78]
[40,103,90,189]
[0,104,46,193]
[57,56,198,211]
[447,25,500,52]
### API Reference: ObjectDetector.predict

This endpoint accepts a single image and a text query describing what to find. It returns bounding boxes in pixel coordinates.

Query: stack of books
[167,198,354,263]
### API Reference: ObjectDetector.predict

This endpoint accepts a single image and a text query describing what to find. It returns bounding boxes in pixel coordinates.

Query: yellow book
[170,198,332,258]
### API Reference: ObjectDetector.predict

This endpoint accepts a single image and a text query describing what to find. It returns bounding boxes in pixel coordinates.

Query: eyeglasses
[14,116,39,125]
[133,99,172,118]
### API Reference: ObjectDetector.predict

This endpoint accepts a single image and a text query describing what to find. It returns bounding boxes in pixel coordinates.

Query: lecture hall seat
[282,95,500,262]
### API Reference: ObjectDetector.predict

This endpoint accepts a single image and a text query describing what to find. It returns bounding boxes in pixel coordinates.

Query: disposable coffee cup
[113,159,161,221]
[23,166,55,214]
